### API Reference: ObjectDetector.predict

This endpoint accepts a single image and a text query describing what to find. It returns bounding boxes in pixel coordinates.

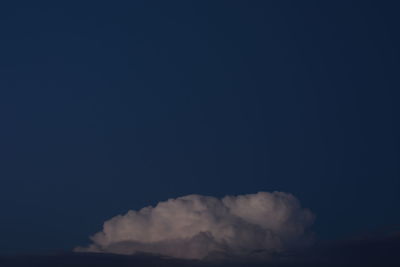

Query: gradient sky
[0,1,399,253]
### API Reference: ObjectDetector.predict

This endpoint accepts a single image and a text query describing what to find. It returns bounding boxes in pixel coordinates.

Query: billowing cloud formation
[76,192,314,259]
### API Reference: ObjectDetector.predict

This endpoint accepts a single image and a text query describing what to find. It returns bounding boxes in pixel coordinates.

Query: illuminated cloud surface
[76,192,314,259]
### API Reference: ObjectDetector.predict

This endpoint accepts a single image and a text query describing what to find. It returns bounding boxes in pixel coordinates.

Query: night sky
[0,0,399,258]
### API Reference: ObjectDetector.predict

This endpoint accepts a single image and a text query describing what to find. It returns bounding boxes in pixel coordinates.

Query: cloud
[75,192,314,260]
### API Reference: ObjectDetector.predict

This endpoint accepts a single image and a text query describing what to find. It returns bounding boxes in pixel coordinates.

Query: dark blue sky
[0,1,399,253]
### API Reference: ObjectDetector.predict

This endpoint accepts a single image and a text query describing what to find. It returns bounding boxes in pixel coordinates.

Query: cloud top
[76,192,314,259]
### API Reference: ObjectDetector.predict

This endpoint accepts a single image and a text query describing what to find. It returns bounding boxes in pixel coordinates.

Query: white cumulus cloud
[75,192,314,260]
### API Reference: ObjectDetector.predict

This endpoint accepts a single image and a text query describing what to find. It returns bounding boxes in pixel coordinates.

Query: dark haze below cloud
[2,232,399,267]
